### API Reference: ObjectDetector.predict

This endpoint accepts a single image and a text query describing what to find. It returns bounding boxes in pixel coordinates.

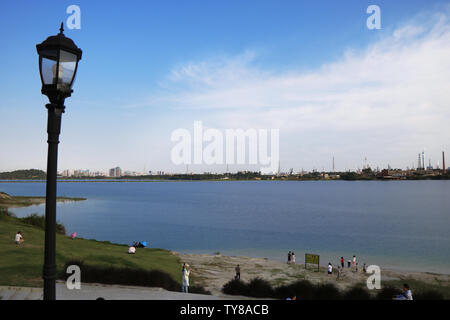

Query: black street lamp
[36,23,82,300]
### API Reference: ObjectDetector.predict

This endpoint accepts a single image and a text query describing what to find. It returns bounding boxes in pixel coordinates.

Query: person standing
[291,252,296,264]
[340,257,345,268]
[15,231,23,245]
[182,264,191,293]
[327,263,333,275]
[352,255,356,268]
[235,264,241,280]
[287,251,292,264]
[363,263,367,273]
[336,266,342,280]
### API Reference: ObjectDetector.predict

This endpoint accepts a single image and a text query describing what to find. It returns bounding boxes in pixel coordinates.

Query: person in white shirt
[128,246,136,254]
[15,231,23,245]
[182,264,191,293]
[327,263,333,275]
[395,284,413,300]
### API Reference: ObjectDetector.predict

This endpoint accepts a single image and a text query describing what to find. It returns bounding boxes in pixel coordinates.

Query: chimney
[443,151,446,174]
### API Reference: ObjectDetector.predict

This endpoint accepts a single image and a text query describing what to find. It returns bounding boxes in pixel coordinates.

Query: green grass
[0,213,181,288]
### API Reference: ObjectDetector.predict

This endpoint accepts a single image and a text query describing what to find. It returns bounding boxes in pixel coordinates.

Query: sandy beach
[176,252,450,297]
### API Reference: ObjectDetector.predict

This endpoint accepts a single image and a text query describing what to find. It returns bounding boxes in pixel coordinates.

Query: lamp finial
[59,22,64,35]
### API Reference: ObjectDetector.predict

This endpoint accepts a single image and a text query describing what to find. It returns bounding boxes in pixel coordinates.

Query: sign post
[305,253,320,272]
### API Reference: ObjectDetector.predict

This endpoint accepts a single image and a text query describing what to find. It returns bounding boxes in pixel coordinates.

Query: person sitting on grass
[15,231,23,245]
[128,246,136,254]
[394,284,413,300]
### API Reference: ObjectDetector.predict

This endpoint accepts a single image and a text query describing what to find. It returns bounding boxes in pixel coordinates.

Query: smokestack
[422,151,425,170]
[443,151,446,174]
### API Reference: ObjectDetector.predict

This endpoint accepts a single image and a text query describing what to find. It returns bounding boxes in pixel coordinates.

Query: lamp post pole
[36,24,82,300]
[43,103,64,300]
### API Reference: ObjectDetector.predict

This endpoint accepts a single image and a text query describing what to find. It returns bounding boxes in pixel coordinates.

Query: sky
[1,0,450,173]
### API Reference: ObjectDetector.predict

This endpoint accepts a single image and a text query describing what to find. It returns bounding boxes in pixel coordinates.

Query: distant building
[61,169,72,177]
[109,167,122,177]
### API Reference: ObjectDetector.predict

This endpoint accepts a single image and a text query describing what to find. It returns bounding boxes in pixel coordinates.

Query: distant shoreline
[0,193,86,209]
[1,178,450,183]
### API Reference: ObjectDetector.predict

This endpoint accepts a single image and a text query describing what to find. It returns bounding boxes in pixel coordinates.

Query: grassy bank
[0,192,86,209]
[0,211,181,288]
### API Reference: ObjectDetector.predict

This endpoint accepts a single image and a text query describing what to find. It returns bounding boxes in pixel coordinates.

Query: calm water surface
[1,180,449,274]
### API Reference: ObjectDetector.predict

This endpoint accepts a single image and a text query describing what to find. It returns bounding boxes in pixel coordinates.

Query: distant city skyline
[53,148,449,176]
[1,1,450,173]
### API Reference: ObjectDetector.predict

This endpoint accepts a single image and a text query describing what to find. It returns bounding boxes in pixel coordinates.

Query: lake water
[1,180,449,274]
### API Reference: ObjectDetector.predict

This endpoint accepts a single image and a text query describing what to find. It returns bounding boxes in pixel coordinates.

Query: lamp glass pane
[57,50,77,91]
[39,49,59,85]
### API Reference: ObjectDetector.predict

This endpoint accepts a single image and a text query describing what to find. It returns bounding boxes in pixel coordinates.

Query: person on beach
[347,260,351,268]
[363,263,367,273]
[340,257,345,268]
[182,264,191,293]
[394,284,413,300]
[291,252,296,264]
[352,255,356,268]
[287,251,292,264]
[327,263,333,275]
[235,264,241,280]
[15,231,23,245]
[336,266,342,280]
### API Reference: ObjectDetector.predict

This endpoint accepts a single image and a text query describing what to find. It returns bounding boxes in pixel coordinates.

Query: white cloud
[142,9,450,170]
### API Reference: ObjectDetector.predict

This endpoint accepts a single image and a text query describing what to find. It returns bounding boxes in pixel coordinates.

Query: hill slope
[0,213,181,287]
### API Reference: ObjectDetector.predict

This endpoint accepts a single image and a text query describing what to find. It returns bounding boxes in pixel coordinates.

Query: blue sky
[1,0,449,173]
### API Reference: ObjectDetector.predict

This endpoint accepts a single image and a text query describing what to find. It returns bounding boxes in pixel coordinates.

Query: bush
[343,285,372,300]
[61,260,209,294]
[189,286,212,295]
[274,280,316,300]
[19,213,66,235]
[375,286,402,300]
[222,279,250,296]
[221,278,448,300]
[414,290,444,300]
[315,283,342,300]
[247,278,274,298]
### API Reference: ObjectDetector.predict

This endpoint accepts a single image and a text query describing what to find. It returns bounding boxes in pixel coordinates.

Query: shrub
[343,285,372,300]
[315,283,342,300]
[274,280,316,300]
[19,213,66,235]
[414,290,444,300]
[222,279,250,296]
[375,286,402,300]
[247,277,274,298]
[61,260,209,294]
[190,286,212,295]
